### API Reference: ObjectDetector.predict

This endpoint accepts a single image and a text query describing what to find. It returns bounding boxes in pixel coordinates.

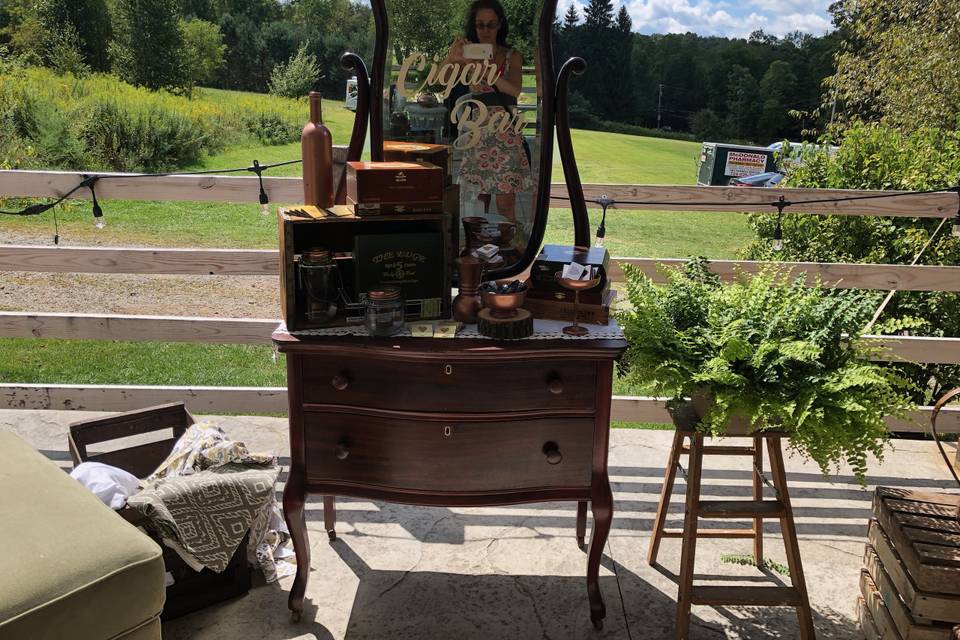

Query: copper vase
[302,92,334,207]
[452,257,482,323]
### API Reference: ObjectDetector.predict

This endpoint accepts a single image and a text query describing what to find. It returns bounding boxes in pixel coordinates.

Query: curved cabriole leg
[576,500,588,548]
[283,475,310,621]
[587,481,613,629]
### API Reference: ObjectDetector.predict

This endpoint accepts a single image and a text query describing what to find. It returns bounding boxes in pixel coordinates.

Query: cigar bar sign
[396,52,528,150]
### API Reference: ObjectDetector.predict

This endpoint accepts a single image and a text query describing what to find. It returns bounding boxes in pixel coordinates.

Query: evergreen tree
[615,5,631,33]
[758,60,798,140]
[726,64,761,140]
[563,3,579,30]
[583,0,613,29]
[110,0,188,91]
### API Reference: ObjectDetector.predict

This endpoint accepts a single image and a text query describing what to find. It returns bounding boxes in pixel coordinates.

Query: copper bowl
[462,217,517,249]
[480,280,527,319]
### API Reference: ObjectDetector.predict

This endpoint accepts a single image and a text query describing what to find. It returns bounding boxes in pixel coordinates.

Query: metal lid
[367,286,402,301]
[302,247,332,264]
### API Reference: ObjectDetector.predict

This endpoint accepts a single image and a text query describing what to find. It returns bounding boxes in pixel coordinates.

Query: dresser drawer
[303,411,594,492]
[300,356,597,413]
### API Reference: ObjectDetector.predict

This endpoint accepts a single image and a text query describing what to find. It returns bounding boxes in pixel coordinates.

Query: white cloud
[621,0,833,38]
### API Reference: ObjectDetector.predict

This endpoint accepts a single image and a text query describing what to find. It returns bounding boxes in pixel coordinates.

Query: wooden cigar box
[526,281,610,306]
[530,245,610,294]
[522,289,617,325]
[348,198,444,215]
[346,161,444,206]
[383,141,453,185]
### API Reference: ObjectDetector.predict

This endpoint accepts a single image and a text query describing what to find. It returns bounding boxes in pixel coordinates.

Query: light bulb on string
[772,220,783,251]
[953,214,960,238]
[88,179,105,229]
[595,195,613,249]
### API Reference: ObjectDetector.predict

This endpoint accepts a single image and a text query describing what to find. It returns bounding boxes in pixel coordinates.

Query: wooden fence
[3,169,960,435]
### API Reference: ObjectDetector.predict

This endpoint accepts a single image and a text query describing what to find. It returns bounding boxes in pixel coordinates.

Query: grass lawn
[0,89,750,423]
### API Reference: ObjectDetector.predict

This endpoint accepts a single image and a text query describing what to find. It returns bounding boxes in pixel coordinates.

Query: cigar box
[348,198,444,216]
[522,289,617,325]
[526,280,610,306]
[383,141,453,185]
[353,231,446,320]
[346,161,444,207]
[530,245,610,294]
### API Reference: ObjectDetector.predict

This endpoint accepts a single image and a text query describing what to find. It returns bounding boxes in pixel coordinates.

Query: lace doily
[277,318,624,340]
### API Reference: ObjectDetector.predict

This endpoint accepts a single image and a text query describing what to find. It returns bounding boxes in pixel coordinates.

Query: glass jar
[299,248,339,324]
[364,286,405,336]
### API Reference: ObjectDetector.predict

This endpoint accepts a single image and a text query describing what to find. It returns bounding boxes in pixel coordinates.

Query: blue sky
[571,0,835,38]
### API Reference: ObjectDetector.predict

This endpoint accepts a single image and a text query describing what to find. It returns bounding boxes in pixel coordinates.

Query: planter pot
[669,390,785,437]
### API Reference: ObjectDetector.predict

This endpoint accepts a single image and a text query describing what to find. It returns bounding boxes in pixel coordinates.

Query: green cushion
[0,431,165,640]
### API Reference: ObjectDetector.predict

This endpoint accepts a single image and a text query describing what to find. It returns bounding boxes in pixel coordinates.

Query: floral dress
[456,49,532,195]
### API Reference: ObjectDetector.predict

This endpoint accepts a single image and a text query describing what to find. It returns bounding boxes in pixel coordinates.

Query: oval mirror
[361,0,558,279]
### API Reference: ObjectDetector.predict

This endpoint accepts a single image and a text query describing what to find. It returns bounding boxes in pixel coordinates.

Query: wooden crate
[278,206,451,331]
[69,403,252,619]
[873,488,960,595]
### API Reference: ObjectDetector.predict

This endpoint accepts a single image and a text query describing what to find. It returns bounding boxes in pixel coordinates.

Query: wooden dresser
[273,329,627,628]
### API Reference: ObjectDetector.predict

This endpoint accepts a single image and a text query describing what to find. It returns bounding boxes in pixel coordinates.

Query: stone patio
[3,409,957,640]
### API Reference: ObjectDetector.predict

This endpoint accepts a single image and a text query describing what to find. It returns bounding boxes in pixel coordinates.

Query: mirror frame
[339,0,593,279]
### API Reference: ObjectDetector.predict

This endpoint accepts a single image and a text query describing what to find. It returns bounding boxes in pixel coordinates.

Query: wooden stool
[648,419,815,639]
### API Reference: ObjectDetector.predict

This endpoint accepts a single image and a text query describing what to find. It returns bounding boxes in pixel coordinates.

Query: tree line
[555,0,840,143]
[0,0,840,143]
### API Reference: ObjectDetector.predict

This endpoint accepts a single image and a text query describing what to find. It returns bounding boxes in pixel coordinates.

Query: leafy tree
[181,18,226,88]
[563,3,579,30]
[615,5,631,33]
[583,0,614,28]
[110,0,188,91]
[691,108,726,141]
[758,60,797,141]
[35,0,112,71]
[45,24,90,76]
[268,44,321,98]
[826,0,960,131]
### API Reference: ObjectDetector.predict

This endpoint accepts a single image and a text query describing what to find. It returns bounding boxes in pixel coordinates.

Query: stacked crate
[858,487,960,639]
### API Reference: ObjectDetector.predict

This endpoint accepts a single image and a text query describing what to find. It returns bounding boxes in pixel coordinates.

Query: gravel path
[0,271,278,318]
[1,229,279,319]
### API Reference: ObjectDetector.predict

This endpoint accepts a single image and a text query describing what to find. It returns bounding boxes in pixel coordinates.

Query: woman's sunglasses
[474,20,499,31]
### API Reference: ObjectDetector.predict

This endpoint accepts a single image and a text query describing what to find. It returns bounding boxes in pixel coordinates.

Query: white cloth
[70,462,141,510]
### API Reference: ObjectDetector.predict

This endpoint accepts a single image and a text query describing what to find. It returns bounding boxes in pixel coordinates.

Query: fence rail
[3,169,960,439]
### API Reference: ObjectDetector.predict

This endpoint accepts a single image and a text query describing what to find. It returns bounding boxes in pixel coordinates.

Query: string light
[87,177,105,229]
[251,159,270,216]
[953,185,960,238]
[771,196,789,252]
[594,194,613,248]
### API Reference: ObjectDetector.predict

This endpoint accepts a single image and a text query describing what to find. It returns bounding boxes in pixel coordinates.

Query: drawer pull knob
[444,364,453,376]
[548,376,564,395]
[543,441,562,465]
[331,374,349,391]
[335,442,350,460]
[443,425,452,437]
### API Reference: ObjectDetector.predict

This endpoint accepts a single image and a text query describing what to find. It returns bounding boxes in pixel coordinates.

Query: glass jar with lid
[364,286,405,336]
[299,247,339,324]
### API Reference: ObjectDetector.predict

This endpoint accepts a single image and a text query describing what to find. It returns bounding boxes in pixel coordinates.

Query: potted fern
[617,259,915,483]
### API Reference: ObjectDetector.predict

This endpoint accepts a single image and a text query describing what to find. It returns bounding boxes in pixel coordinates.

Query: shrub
[268,44,321,99]
[745,122,960,403]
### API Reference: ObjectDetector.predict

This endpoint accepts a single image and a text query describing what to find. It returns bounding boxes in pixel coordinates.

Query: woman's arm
[492,50,523,98]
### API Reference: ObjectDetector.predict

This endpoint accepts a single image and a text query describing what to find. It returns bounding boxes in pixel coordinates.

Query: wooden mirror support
[336,0,592,278]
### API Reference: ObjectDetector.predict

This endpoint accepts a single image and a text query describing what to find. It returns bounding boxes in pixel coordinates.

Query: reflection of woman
[445,0,531,221]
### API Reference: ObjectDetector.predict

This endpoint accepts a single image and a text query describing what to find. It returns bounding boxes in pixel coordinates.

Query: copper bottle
[452,256,483,323]
[302,91,334,207]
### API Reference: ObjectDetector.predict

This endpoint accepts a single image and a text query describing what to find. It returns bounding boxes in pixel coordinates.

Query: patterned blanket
[125,423,290,580]
[127,464,279,573]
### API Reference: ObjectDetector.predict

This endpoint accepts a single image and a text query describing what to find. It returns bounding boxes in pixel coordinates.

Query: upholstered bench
[0,431,166,640]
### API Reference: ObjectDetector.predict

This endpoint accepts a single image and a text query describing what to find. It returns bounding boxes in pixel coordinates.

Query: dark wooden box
[278,205,451,331]
[68,402,252,620]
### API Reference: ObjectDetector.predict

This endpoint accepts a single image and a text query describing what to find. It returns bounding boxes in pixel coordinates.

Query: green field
[0,88,750,411]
